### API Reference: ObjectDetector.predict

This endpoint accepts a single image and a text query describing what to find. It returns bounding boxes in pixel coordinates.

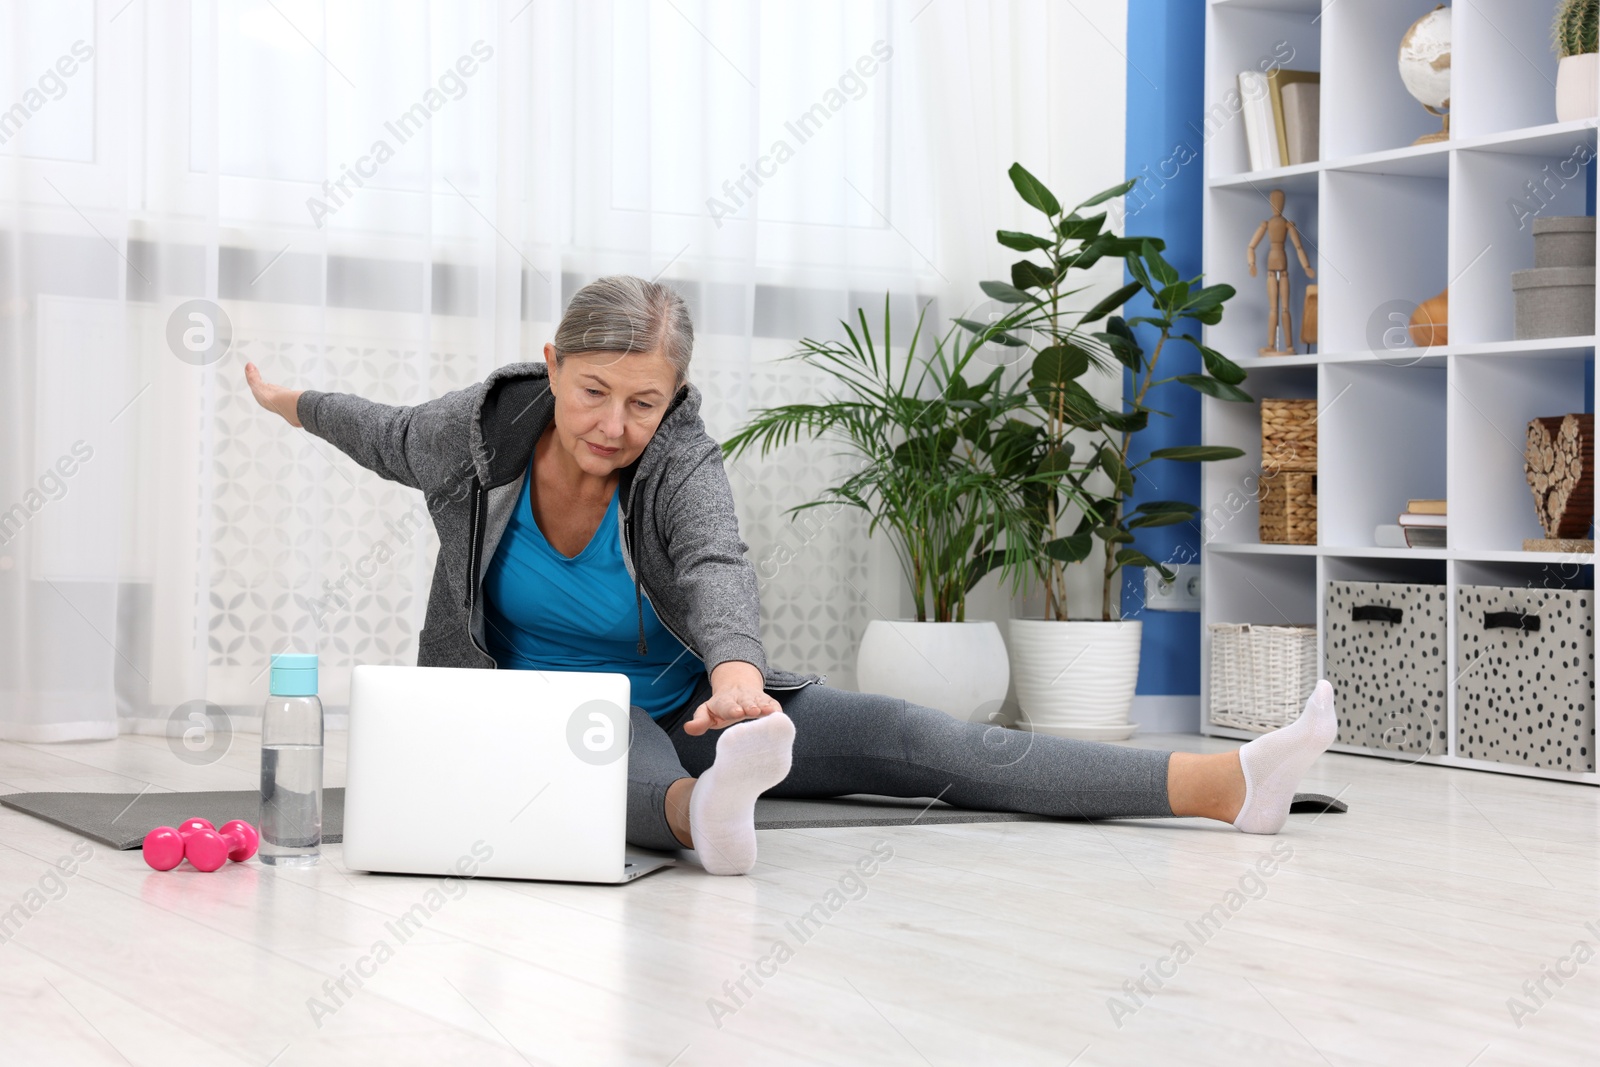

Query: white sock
[1233,679,1337,835]
[689,712,794,875]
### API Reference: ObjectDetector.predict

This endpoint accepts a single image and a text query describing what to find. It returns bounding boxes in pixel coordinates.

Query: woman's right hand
[245,362,304,428]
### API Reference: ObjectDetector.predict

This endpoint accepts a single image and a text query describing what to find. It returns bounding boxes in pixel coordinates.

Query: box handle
[1484,610,1541,632]
[1351,605,1402,624]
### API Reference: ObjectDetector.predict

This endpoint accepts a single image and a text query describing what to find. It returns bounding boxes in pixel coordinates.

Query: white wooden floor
[0,728,1595,1067]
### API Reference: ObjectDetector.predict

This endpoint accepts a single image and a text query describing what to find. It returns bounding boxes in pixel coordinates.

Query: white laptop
[344,665,675,884]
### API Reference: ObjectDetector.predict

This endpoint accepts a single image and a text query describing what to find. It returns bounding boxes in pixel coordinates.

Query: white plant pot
[855,620,1009,722]
[1556,54,1600,122]
[1008,619,1143,740]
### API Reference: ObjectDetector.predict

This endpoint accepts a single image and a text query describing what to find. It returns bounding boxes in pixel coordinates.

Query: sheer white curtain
[0,0,1126,743]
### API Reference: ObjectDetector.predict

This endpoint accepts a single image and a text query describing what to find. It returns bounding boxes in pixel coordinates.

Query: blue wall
[1122,0,1206,697]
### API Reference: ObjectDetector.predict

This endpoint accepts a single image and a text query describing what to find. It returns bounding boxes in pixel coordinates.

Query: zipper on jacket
[622,477,689,656]
[464,479,495,664]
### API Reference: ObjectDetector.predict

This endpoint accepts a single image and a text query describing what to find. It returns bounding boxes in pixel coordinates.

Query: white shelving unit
[1201,0,1600,785]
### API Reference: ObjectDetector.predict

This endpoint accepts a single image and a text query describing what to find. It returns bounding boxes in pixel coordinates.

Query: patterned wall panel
[700,361,877,690]
[202,339,467,703]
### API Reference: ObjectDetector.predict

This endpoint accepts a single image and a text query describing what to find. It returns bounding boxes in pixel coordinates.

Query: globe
[1399,5,1451,143]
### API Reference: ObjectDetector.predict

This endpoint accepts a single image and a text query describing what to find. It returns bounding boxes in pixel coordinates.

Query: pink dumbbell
[181,820,258,872]
[143,818,259,872]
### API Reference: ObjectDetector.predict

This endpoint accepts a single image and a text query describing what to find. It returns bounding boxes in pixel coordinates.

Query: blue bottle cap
[269,652,318,697]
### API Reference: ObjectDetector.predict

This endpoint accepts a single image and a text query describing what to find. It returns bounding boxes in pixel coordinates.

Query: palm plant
[722,298,1083,622]
[968,166,1250,621]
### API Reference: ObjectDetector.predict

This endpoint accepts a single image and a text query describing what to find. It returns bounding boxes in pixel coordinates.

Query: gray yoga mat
[0,788,1346,852]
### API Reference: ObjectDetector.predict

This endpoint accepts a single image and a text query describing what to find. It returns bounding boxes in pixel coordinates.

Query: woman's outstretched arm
[244,362,477,495]
[658,434,771,675]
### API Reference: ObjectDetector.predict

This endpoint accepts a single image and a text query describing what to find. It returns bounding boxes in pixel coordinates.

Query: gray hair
[552,275,693,387]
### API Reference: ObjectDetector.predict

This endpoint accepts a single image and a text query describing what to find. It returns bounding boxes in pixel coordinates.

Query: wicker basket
[1261,398,1317,472]
[1208,623,1319,732]
[1260,470,1317,544]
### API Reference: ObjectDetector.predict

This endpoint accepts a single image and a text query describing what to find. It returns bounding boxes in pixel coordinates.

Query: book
[1375,524,1409,548]
[1398,512,1448,527]
[1268,70,1320,167]
[1406,499,1447,515]
[1280,81,1320,166]
[1404,526,1447,548]
[1238,71,1274,171]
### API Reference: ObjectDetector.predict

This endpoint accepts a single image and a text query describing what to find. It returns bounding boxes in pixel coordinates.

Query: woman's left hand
[244,362,304,428]
[683,677,781,736]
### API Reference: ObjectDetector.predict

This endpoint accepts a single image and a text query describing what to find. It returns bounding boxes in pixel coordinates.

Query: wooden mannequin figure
[1247,189,1316,355]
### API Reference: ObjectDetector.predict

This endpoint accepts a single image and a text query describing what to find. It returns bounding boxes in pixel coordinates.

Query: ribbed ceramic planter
[1556,54,1600,122]
[855,620,1009,722]
[1009,619,1142,739]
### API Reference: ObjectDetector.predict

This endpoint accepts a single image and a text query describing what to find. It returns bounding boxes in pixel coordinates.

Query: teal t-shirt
[482,464,707,719]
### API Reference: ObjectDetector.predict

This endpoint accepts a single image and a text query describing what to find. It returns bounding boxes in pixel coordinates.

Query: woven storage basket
[1259,470,1317,544]
[1261,398,1317,472]
[1208,623,1319,732]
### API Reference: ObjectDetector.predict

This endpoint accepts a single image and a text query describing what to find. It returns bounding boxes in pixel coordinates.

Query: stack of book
[1238,69,1321,171]
[1377,499,1446,548]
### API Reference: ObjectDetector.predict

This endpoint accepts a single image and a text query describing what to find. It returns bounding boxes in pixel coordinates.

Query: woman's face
[545,342,680,481]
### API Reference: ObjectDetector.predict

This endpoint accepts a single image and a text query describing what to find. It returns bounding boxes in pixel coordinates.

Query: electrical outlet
[1143,563,1201,612]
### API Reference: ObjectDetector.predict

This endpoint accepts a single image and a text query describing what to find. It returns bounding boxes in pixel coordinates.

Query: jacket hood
[469,360,704,489]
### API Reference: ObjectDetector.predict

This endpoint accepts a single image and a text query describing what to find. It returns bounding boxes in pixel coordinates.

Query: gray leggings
[626,676,1173,851]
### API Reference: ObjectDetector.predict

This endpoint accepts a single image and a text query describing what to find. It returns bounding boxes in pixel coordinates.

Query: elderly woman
[245,276,1336,876]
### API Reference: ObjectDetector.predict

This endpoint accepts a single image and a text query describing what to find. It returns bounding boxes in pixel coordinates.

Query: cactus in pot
[1554,0,1600,120]
[1555,0,1599,58]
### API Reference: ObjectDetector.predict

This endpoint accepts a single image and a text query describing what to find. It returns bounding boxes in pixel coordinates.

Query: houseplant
[722,298,1080,721]
[1555,0,1599,121]
[973,165,1248,737]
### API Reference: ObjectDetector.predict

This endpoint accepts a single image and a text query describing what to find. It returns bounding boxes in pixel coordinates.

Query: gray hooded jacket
[297,361,821,692]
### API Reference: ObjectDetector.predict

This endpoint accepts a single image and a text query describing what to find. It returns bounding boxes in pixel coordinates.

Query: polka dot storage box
[1323,581,1448,757]
[1456,585,1595,773]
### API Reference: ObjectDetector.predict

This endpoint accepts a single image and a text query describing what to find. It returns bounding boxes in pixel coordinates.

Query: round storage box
[1532,215,1596,269]
[1512,266,1596,340]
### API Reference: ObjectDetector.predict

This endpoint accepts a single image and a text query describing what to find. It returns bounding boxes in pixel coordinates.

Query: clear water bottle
[260,652,324,867]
